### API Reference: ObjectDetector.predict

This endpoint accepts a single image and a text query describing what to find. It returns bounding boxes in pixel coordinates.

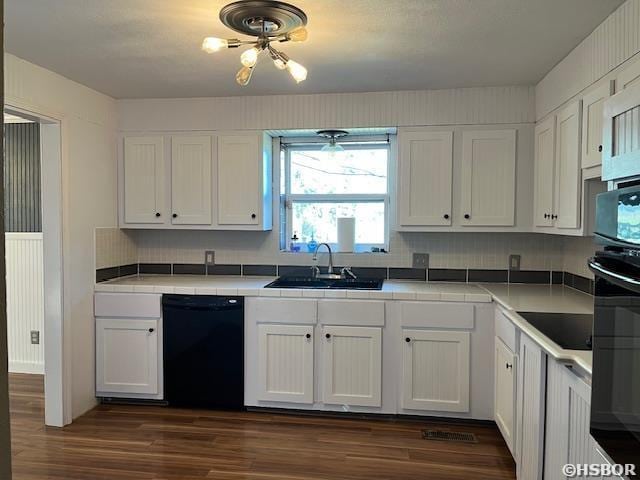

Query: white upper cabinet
[581,82,613,169]
[123,136,165,224]
[171,135,212,225]
[217,132,272,229]
[397,130,453,227]
[533,117,556,228]
[460,130,516,226]
[554,101,582,229]
[120,131,272,230]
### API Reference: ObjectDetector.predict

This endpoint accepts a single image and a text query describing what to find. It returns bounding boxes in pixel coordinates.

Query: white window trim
[282,141,391,252]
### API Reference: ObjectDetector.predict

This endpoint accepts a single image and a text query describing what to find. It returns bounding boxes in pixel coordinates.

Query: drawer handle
[305,333,311,339]
[148,328,155,333]
[506,362,513,370]
[325,333,331,339]
[405,337,411,343]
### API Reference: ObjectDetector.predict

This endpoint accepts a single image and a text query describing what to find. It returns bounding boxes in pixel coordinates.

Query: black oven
[589,185,640,472]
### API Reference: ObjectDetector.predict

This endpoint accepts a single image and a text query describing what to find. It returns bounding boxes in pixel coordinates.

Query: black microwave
[589,186,640,474]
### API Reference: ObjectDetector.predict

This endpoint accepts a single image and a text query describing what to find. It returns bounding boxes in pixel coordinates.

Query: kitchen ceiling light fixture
[202,0,309,86]
[317,130,349,154]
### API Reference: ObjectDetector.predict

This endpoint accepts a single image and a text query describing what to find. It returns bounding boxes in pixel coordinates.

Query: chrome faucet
[312,243,340,279]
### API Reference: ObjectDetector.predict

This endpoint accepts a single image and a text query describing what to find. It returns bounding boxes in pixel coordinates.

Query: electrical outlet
[412,253,429,269]
[205,250,215,266]
[509,254,521,271]
[30,330,40,345]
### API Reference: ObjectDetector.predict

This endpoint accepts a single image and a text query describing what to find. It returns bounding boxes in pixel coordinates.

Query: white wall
[536,0,640,119]
[5,233,44,374]
[5,53,118,419]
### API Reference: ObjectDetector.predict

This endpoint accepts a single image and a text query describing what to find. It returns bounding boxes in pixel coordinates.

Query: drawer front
[398,302,474,329]
[495,308,517,352]
[318,300,385,326]
[94,293,161,318]
[246,297,317,324]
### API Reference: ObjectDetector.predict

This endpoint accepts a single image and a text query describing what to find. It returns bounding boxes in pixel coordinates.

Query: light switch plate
[30,330,40,345]
[509,254,521,271]
[205,250,215,266]
[413,253,429,269]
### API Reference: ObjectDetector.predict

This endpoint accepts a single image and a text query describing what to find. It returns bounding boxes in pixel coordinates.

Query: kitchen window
[281,137,390,253]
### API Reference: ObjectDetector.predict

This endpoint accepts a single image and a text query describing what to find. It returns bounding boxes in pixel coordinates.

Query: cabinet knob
[172,213,178,218]
[405,337,411,343]
[598,145,603,152]
[506,363,513,370]
[155,212,161,217]
[251,213,257,219]
[148,328,155,333]
[544,213,549,219]
[551,214,558,220]
[464,214,470,219]
[325,333,331,339]
[443,214,450,219]
[305,333,311,339]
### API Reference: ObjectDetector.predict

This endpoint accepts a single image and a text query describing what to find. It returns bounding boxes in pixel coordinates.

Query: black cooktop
[516,312,594,351]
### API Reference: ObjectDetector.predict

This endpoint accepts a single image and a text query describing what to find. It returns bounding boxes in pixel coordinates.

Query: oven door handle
[588,258,640,294]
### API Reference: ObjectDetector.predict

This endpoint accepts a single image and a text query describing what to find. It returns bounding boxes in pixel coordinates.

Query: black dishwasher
[163,295,244,410]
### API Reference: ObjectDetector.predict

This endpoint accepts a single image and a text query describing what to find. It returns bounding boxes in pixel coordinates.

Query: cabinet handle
[464,214,470,219]
[598,145,603,152]
[148,328,155,333]
[506,362,513,370]
[251,213,257,219]
[325,333,331,339]
[405,337,411,343]
[305,333,311,339]
[544,213,549,219]
[551,214,558,220]
[443,214,450,220]
[172,213,178,218]
[155,212,161,217]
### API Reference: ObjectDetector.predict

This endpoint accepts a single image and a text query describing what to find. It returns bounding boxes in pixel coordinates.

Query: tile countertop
[481,283,594,375]
[94,275,595,374]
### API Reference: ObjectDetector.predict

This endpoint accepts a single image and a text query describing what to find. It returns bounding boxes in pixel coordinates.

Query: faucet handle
[341,267,357,279]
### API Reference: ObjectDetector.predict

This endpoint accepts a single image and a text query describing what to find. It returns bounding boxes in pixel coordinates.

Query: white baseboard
[9,361,44,375]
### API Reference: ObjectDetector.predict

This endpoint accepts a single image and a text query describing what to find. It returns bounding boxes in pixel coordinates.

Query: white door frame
[5,102,69,427]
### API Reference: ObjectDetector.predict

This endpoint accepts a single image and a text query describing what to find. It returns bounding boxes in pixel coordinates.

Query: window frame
[281,141,391,253]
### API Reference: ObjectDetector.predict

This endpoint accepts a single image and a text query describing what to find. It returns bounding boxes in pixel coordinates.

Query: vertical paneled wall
[5,233,44,373]
[4,122,41,232]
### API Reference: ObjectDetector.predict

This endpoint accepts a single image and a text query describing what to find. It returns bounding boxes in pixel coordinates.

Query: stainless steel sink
[264,276,384,290]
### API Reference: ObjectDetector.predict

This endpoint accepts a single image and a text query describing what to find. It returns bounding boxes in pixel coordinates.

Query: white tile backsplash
[562,236,597,279]
[95,227,137,269]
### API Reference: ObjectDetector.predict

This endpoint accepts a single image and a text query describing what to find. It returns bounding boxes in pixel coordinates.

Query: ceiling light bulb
[286,60,307,83]
[287,27,308,42]
[236,66,254,86]
[202,37,228,53]
[240,47,260,67]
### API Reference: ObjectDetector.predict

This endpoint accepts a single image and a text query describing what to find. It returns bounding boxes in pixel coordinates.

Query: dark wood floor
[9,373,515,479]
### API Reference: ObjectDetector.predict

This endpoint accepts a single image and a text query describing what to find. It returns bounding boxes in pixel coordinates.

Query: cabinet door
[581,82,614,169]
[554,101,582,229]
[217,133,261,226]
[322,326,382,407]
[461,130,516,226]
[397,130,453,226]
[544,360,601,480]
[517,335,546,480]
[257,324,314,404]
[171,135,212,225]
[495,337,517,455]
[96,318,159,395]
[533,117,556,227]
[401,330,470,412]
[616,57,640,91]
[123,136,165,224]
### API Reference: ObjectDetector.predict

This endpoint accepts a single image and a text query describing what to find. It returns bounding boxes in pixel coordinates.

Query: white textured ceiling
[5,0,624,99]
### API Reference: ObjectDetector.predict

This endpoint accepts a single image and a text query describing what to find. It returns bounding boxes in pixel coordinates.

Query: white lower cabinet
[401,330,470,412]
[321,326,382,407]
[495,337,517,454]
[516,334,547,480]
[544,360,601,480]
[256,324,314,404]
[96,318,160,396]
